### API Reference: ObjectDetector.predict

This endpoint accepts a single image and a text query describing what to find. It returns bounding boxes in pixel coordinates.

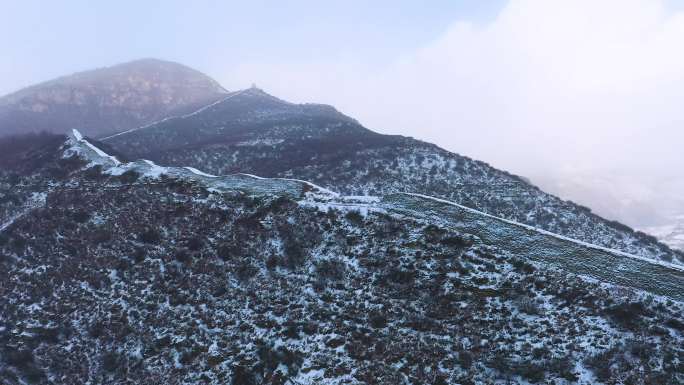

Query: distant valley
[534,172,684,251]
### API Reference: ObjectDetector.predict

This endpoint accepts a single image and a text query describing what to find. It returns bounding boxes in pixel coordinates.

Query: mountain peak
[235,85,289,102]
[101,85,363,157]
[0,59,227,138]
[119,57,186,67]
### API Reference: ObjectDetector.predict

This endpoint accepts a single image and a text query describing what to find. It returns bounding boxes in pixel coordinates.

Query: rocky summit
[0,59,227,139]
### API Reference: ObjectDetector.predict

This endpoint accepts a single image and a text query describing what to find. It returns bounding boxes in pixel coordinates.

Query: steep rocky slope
[103,88,684,265]
[0,132,682,384]
[0,59,227,138]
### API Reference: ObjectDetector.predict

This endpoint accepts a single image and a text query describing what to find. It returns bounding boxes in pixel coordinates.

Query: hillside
[0,132,682,384]
[103,87,684,265]
[0,59,227,138]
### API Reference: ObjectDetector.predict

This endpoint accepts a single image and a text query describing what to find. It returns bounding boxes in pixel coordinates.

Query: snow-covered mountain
[0,59,227,139]
[1,131,682,384]
[2,61,683,384]
[102,87,684,265]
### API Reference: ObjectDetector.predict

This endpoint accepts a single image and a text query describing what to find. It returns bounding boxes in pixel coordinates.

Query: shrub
[116,170,140,184]
[31,326,62,344]
[174,249,190,264]
[386,267,416,285]
[132,247,146,263]
[254,344,304,378]
[0,346,47,384]
[6,173,20,186]
[606,302,653,330]
[236,260,258,281]
[665,318,684,332]
[283,322,300,339]
[180,346,202,365]
[139,227,161,244]
[302,322,318,335]
[265,254,280,270]
[217,242,237,261]
[407,316,437,332]
[549,356,578,382]
[316,258,346,282]
[345,210,364,225]
[458,351,473,369]
[516,361,545,383]
[368,311,388,329]
[325,337,345,349]
[517,297,540,315]
[212,285,227,298]
[231,363,257,385]
[628,339,654,361]
[3,348,35,368]
[511,259,535,274]
[71,209,90,223]
[46,166,69,179]
[9,235,27,253]
[101,351,119,372]
[83,165,105,180]
[185,236,203,251]
[422,224,445,242]
[585,348,618,382]
[90,228,112,244]
[23,365,46,384]
[283,238,306,269]
[0,192,21,206]
[441,235,471,248]
[58,155,86,171]
[532,346,548,359]
[634,231,659,244]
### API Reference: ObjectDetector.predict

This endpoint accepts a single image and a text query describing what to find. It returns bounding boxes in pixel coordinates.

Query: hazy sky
[0,0,504,95]
[3,0,684,223]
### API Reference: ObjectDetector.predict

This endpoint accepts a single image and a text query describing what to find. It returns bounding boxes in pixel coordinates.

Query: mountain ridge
[101,87,684,265]
[94,129,684,294]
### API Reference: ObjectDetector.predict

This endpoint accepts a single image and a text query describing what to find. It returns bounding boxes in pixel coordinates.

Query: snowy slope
[101,88,684,266]
[1,132,682,384]
[71,130,684,301]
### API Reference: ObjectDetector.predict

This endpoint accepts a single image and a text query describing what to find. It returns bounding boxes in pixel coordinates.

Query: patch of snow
[71,128,83,141]
[237,173,266,180]
[70,129,121,165]
[236,138,285,146]
[184,167,218,178]
[276,177,339,197]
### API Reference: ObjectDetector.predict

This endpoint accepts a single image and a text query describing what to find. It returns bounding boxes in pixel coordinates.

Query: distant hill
[0,58,227,138]
[103,87,684,265]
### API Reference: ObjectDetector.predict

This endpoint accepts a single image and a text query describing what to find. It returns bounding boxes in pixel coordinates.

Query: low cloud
[222,0,684,182]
